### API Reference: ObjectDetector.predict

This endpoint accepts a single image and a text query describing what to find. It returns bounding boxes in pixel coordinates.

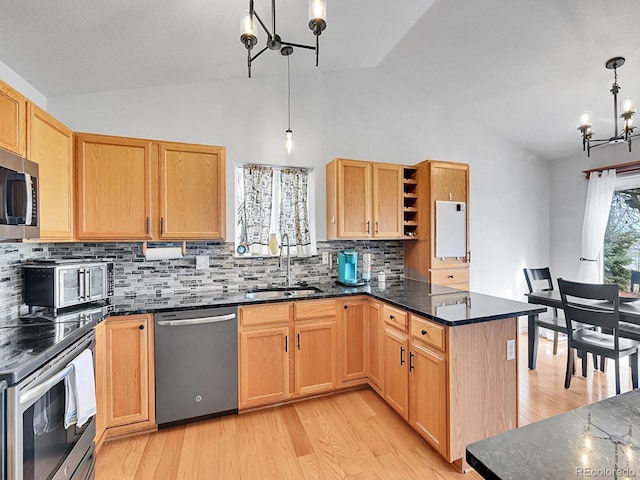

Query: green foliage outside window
[604,189,640,290]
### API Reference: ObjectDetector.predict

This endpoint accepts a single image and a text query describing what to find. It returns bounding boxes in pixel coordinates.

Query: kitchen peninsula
[108,278,544,470]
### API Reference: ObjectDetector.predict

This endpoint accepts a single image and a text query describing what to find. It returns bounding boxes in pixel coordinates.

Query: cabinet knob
[448,275,454,279]
[139,325,145,330]
[389,315,395,320]
[421,329,427,335]
[344,305,348,310]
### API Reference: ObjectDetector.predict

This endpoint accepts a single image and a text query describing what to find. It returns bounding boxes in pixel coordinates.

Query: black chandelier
[578,57,638,157]
[240,0,327,78]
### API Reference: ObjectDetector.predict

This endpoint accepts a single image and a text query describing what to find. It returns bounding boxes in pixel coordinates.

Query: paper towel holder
[142,241,187,257]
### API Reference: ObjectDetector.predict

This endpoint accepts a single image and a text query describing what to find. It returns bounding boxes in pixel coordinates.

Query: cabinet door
[409,342,448,457]
[76,133,153,240]
[337,159,372,238]
[94,321,107,446]
[383,327,409,420]
[26,103,74,240]
[239,326,290,409]
[365,301,384,392]
[372,163,402,238]
[295,321,336,396]
[158,142,226,240]
[105,315,151,428]
[341,299,366,383]
[0,80,26,156]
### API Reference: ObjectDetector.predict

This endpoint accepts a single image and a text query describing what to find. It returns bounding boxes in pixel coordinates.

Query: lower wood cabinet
[103,314,156,440]
[365,301,384,393]
[294,320,336,396]
[409,341,448,457]
[239,326,290,409]
[94,321,107,448]
[383,326,409,420]
[340,298,367,384]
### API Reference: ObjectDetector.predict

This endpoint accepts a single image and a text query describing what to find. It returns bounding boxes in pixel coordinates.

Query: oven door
[7,333,96,480]
[57,267,86,309]
[86,266,107,302]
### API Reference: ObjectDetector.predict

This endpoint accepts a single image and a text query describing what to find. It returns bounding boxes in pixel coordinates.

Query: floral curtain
[241,164,273,255]
[280,168,316,256]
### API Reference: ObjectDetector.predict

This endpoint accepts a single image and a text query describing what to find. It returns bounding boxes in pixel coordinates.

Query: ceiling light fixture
[579,57,638,157]
[283,46,294,155]
[240,0,326,78]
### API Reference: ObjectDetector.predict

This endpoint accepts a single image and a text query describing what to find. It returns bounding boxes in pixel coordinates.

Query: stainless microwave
[23,260,114,311]
[0,147,39,239]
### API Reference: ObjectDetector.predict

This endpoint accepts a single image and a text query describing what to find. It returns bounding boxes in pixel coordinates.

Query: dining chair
[523,268,565,355]
[558,278,640,395]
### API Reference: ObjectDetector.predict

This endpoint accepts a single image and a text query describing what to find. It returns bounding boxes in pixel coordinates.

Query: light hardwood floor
[96,333,635,479]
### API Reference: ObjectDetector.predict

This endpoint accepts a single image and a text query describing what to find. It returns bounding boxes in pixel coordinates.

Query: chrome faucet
[279,232,291,287]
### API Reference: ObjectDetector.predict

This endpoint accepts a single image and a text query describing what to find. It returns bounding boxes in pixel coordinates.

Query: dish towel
[64,349,96,429]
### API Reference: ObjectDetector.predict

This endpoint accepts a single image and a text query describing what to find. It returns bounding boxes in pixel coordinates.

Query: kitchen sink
[245,286,323,299]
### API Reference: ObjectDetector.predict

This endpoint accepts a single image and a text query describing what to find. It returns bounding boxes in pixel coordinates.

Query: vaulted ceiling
[1,0,639,161]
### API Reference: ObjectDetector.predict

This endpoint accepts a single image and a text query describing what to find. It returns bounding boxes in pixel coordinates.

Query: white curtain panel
[242,164,274,255]
[578,169,617,283]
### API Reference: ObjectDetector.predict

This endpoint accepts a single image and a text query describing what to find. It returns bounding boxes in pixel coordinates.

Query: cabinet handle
[146,217,150,234]
[285,335,288,353]
[448,275,454,279]
[161,217,165,235]
[421,329,427,336]
[344,305,348,310]
[366,221,370,235]
[389,315,395,320]
[400,346,405,365]
[139,325,145,330]
[297,333,301,350]
[375,221,379,234]
[409,352,414,372]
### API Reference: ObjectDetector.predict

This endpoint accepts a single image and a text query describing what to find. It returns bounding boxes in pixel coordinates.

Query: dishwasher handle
[156,313,237,327]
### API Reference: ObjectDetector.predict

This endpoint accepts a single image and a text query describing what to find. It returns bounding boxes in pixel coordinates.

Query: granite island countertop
[110,277,544,327]
[466,389,640,480]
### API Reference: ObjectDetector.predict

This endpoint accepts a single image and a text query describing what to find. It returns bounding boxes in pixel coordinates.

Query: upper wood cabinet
[76,133,153,240]
[26,103,74,241]
[0,80,26,156]
[158,142,225,240]
[326,158,402,240]
[76,133,226,241]
[404,160,470,289]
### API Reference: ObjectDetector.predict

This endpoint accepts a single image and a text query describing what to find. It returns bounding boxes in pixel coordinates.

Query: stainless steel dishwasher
[154,307,238,427]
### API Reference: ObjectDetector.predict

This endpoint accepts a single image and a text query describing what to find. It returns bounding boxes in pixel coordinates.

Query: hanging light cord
[287,54,291,130]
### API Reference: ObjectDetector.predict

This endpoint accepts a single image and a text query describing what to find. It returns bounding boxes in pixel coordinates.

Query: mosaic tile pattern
[0,240,405,322]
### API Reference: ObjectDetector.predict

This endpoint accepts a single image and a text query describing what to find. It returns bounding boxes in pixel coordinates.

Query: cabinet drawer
[240,303,290,327]
[295,299,337,321]
[410,315,446,352]
[430,268,469,287]
[382,304,408,332]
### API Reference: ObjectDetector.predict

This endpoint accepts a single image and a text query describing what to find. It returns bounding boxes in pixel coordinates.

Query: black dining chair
[523,268,566,355]
[558,278,640,395]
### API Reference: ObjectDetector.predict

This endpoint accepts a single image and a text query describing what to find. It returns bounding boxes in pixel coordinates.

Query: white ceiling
[1,0,640,161]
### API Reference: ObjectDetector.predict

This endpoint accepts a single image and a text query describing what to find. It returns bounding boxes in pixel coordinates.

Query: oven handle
[156,313,236,327]
[19,335,95,406]
[20,364,73,406]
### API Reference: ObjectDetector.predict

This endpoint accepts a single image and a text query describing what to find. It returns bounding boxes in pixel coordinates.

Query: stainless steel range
[0,304,109,480]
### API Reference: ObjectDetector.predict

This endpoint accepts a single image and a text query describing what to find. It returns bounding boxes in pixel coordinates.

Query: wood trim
[583,160,640,179]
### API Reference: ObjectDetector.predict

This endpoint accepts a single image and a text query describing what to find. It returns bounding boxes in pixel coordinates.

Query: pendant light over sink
[578,57,639,157]
[240,0,326,78]
[283,46,294,155]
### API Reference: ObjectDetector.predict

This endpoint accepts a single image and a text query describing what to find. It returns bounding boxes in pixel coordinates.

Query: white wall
[0,60,46,109]
[550,145,638,282]
[47,67,550,300]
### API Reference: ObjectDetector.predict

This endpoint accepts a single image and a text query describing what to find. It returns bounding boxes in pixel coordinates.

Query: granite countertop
[466,389,640,480]
[110,277,544,327]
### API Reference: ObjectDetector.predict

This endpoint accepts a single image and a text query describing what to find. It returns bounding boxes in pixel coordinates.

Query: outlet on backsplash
[195,255,209,270]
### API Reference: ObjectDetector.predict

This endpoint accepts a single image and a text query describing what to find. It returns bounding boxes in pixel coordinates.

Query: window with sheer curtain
[235,163,316,256]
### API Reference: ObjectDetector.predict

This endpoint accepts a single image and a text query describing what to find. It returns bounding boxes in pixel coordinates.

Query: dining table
[525,290,640,370]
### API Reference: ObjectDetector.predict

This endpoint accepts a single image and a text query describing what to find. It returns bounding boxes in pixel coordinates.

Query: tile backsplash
[0,240,404,323]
